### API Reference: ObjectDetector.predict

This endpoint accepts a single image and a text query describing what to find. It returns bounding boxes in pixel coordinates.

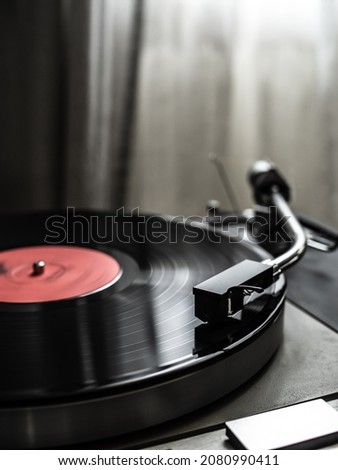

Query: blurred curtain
[2,0,338,228]
[128,0,338,227]
[0,0,141,212]
[0,0,62,211]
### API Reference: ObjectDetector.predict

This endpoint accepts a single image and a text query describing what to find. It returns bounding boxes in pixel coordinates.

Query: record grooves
[0,211,285,448]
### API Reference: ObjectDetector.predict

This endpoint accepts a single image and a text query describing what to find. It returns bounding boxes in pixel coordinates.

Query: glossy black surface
[0,211,289,448]
[0,211,283,402]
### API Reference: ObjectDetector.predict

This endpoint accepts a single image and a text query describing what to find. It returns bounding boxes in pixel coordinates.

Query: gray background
[1,0,338,227]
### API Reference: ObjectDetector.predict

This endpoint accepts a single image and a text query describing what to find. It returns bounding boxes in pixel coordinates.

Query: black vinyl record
[0,211,285,448]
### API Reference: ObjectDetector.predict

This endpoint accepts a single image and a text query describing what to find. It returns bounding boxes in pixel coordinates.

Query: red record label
[0,245,121,303]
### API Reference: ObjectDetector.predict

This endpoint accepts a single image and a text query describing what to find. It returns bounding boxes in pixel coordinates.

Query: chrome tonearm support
[194,160,307,324]
[249,160,307,275]
[263,190,307,274]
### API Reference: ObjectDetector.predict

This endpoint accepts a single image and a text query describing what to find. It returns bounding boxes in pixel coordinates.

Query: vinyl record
[0,211,285,448]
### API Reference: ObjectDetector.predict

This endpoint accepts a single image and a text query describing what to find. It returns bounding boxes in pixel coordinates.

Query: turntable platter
[0,211,285,448]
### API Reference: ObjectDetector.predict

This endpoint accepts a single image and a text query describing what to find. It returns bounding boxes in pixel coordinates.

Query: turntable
[0,161,338,449]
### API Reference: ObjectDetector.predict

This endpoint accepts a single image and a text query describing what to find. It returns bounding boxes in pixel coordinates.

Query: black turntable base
[1,161,338,450]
